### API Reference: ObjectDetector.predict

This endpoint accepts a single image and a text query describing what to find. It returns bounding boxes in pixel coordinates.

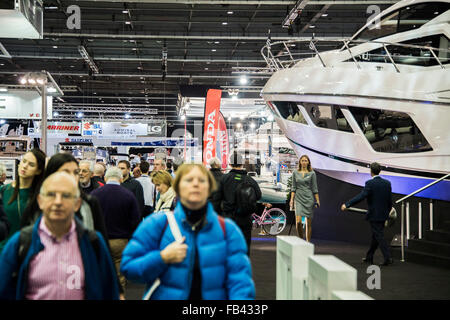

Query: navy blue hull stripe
[287,137,448,180]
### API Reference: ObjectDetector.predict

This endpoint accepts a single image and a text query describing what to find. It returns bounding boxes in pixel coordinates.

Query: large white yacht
[261,0,450,201]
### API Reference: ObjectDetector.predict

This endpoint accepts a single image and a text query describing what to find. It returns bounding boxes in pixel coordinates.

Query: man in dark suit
[341,162,394,266]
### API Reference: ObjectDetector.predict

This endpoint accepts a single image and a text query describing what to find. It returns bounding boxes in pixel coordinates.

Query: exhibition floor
[125,228,450,300]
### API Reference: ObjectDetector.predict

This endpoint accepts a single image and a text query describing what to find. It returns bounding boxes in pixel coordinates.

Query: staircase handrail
[396,173,450,204]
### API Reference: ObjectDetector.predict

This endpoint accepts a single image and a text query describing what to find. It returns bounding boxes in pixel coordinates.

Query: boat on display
[261,0,450,201]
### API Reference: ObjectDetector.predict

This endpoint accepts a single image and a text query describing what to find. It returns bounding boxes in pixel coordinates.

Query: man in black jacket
[118,160,145,218]
[208,157,223,203]
[341,162,393,266]
[213,151,261,255]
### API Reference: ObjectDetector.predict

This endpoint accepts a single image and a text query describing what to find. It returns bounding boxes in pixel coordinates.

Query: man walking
[91,167,141,293]
[213,151,262,255]
[341,162,394,266]
[118,160,145,218]
[0,172,119,300]
[136,161,156,218]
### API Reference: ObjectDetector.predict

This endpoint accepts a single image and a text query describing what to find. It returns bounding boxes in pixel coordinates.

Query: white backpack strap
[164,211,183,243]
[143,212,183,300]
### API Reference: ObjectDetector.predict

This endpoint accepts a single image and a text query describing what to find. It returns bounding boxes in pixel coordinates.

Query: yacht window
[349,34,450,66]
[270,101,308,125]
[348,107,432,153]
[303,103,354,133]
[353,3,449,42]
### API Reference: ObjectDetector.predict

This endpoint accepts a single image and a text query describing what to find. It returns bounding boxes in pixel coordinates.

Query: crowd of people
[0,148,394,300]
[0,149,258,300]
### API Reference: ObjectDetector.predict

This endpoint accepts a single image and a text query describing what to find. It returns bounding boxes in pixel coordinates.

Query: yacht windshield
[354,2,450,42]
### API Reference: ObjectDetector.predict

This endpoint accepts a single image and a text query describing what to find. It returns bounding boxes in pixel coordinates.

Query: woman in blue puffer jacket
[121,163,255,300]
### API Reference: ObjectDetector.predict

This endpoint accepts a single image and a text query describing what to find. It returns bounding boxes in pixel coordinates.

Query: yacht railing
[346,172,449,263]
[261,38,450,73]
[395,172,450,262]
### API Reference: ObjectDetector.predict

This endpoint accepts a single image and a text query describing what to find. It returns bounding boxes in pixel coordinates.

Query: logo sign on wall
[0,90,52,119]
[28,121,81,137]
[99,122,148,139]
[147,120,167,137]
[82,121,102,136]
[82,122,151,138]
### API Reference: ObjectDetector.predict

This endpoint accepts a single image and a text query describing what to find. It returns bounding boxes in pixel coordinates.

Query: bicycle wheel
[262,208,287,235]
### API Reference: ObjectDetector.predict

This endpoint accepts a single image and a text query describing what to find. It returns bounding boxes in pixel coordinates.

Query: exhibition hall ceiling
[0,0,394,124]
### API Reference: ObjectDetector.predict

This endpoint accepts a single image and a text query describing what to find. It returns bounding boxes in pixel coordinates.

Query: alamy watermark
[366,5,381,30]
[66,5,81,30]
[366,265,381,290]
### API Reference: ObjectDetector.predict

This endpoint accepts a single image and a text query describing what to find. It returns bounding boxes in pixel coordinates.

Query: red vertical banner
[217,112,229,170]
[202,89,222,166]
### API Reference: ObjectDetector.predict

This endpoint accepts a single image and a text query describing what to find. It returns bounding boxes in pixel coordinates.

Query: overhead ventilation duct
[0,0,43,39]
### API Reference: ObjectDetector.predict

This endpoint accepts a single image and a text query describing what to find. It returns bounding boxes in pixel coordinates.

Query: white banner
[0,90,52,119]
[82,122,151,138]
[99,122,147,139]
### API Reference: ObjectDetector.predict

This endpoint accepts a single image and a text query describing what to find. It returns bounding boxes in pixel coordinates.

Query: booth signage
[202,89,222,166]
[82,121,102,136]
[217,112,229,170]
[98,122,147,139]
[28,121,81,136]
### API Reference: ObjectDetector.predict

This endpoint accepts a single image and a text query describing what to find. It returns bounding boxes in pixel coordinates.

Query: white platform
[276,236,314,300]
[331,290,374,300]
[308,255,357,300]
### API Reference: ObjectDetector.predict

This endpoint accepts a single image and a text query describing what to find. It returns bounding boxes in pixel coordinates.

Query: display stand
[276,236,314,300]
[308,255,357,300]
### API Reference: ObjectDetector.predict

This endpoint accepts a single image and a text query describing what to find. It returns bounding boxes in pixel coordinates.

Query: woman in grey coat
[289,155,320,242]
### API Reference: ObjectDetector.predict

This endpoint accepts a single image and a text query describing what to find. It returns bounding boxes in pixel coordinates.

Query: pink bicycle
[251,205,287,235]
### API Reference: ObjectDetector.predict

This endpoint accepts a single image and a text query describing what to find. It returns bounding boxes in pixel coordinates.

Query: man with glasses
[0,172,119,300]
[79,160,102,194]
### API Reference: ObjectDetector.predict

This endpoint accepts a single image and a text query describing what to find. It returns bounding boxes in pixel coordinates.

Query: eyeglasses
[41,191,78,201]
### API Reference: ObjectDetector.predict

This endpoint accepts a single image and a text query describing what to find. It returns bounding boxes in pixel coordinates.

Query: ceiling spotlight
[211,49,216,52]
[0,119,6,124]
[76,112,83,118]
[20,78,27,84]
[239,76,248,85]
[250,122,256,129]
[28,78,36,85]
[125,113,131,119]
[322,13,328,17]
[122,10,129,13]
[309,25,316,28]
[125,21,131,25]
[53,111,59,117]
[52,46,58,49]
[222,22,228,25]
[236,122,242,128]
[227,11,234,15]
[214,41,220,44]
